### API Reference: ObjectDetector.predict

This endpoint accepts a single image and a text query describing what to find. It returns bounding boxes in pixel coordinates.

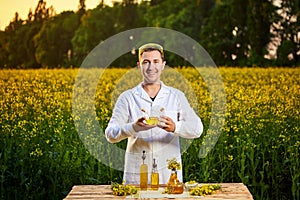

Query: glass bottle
[167,170,183,194]
[140,150,148,190]
[151,158,159,190]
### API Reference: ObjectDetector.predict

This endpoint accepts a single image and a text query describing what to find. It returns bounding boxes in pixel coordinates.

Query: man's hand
[132,116,156,132]
[157,116,176,132]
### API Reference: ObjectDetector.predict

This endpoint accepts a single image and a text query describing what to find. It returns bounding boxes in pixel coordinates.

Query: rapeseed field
[0,67,299,199]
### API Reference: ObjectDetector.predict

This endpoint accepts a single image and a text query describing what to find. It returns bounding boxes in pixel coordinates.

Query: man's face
[138,50,166,84]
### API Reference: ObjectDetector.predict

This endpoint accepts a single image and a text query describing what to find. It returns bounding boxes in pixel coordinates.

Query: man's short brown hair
[138,43,164,61]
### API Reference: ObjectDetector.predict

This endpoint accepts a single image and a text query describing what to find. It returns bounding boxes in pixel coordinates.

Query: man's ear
[137,62,141,68]
[162,61,166,70]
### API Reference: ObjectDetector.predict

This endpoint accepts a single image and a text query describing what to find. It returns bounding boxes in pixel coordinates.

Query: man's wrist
[121,122,137,136]
[174,121,182,134]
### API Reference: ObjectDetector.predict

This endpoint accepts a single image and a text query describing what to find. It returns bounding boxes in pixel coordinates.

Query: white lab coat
[105,82,203,184]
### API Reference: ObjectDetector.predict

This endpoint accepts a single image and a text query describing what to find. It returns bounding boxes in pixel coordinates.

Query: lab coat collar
[133,81,170,101]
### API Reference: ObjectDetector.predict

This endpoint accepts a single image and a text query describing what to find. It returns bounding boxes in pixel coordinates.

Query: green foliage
[144,0,213,41]
[0,31,8,68]
[200,2,235,66]
[71,4,120,66]
[0,0,299,68]
[277,40,296,66]
[275,0,300,66]
[0,0,54,69]
[34,11,81,68]
[246,0,276,66]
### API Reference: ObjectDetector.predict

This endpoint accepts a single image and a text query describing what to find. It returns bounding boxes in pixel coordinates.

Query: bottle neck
[152,167,158,173]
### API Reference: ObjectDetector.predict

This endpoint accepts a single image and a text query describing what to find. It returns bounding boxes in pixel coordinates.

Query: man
[105,43,203,184]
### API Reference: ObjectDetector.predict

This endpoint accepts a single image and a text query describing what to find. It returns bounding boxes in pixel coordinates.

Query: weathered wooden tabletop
[64,183,253,200]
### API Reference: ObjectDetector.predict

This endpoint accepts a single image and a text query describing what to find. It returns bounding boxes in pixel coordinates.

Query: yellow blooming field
[0,67,299,200]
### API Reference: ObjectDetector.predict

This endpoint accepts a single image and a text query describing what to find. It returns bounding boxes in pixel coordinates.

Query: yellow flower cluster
[111,181,138,196]
[167,158,181,171]
[190,184,221,196]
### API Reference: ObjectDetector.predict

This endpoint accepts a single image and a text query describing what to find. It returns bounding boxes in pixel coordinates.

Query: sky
[0,0,119,30]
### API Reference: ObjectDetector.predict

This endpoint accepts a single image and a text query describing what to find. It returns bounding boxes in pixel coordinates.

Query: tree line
[0,0,299,69]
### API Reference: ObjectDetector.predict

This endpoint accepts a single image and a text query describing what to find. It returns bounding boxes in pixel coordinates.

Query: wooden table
[64,183,253,199]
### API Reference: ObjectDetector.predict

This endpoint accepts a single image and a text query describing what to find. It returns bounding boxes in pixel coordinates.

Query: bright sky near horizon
[0,0,119,30]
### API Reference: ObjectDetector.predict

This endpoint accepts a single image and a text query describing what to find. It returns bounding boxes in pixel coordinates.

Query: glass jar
[167,170,184,194]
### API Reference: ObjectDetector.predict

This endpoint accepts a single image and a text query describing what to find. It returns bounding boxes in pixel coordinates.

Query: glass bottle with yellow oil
[140,150,148,190]
[151,158,159,190]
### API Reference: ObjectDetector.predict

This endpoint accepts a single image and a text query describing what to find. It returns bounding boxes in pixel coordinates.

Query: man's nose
[147,62,156,69]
